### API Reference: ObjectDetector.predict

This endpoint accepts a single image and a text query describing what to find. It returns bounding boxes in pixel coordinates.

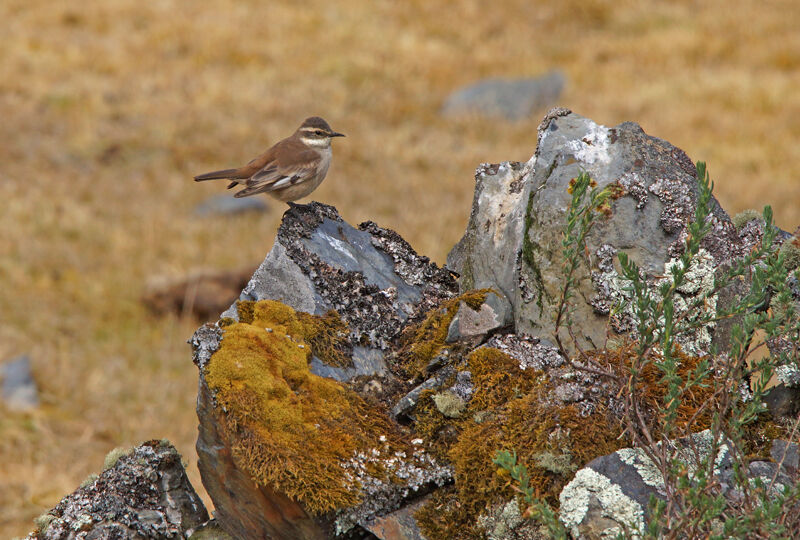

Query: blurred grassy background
[1,0,799,536]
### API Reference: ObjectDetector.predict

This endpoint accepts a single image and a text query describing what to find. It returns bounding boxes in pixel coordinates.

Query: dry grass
[1,0,799,536]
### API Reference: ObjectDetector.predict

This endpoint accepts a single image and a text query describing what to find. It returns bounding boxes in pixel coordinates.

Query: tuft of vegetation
[103,446,132,470]
[732,209,765,231]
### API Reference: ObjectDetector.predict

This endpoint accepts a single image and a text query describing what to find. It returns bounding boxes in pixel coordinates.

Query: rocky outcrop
[186,110,798,539]
[190,206,459,539]
[221,202,457,382]
[30,109,798,540]
[27,441,208,539]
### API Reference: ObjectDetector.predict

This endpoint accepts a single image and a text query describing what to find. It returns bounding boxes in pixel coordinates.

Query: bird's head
[296,116,345,148]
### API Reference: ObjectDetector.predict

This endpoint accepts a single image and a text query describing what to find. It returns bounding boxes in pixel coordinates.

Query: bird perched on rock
[194,116,345,202]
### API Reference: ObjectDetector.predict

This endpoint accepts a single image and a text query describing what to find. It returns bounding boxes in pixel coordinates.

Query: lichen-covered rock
[450,108,745,355]
[558,431,799,538]
[27,440,208,539]
[225,202,457,382]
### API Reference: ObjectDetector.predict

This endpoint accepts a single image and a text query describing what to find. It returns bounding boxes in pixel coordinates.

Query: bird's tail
[194,168,239,181]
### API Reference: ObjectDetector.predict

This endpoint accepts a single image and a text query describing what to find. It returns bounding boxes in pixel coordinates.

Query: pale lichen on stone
[559,468,645,539]
[591,247,718,356]
[564,122,612,166]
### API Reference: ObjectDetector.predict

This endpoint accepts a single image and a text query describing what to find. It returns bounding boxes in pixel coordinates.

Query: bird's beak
[331,132,345,138]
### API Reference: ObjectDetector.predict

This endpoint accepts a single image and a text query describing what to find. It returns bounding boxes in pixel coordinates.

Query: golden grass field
[1,0,799,536]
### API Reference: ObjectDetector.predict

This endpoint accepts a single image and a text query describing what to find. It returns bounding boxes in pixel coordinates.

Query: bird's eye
[316,130,325,135]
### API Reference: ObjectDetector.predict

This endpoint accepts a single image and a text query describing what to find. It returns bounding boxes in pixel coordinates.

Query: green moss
[206,300,402,514]
[400,290,491,377]
[522,187,546,314]
[413,347,623,539]
[779,236,800,272]
[103,446,132,470]
[731,209,764,231]
[236,300,352,367]
[33,513,56,533]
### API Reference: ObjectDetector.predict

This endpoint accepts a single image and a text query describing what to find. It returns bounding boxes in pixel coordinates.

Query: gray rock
[519,110,742,354]
[392,369,454,419]
[2,355,39,411]
[193,194,268,217]
[27,441,208,540]
[771,439,799,472]
[450,108,744,354]
[222,202,457,382]
[442,71,566,120]
[445,288,513,343]
[447,161,530,297]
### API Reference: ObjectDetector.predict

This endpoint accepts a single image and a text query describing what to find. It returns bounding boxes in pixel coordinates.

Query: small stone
[193,194,268,217]
[1,355,39,411]
[442,71,566,120]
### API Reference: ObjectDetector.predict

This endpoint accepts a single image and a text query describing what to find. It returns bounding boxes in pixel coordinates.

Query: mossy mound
[399,289,491,377]
[205,300,402,514]
[412,348,623,539]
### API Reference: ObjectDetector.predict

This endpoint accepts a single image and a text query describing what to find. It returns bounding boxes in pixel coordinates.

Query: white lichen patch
[475,161,527,249]
[559,468,644,539]
[335,440,452,535]
[592,247,718,356]
[477,499,526,540]
[564,122,611,166]
[776,363,800,387]
[617,429,730,491]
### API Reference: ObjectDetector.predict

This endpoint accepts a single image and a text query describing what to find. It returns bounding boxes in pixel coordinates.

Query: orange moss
[413,347,623,539]
[594,341,718,437]
[399,290,491,377]
[205,300,400,513]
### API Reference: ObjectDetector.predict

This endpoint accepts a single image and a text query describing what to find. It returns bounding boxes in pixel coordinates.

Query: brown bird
[194,116,345,202]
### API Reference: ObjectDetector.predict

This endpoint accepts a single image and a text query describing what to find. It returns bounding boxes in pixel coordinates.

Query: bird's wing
[235,146,320,197]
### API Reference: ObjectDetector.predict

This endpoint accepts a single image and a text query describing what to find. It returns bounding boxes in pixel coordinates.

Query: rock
[2,355,39,411]
[445,288,513,343]
[223,202,457,381]
[442,72,566,120]
[191,205,458,540]
[362,497,429,540]
[446,161,529,296]
[143,266,257,320]
[27,440,208,539]
[558,430,798,538]
[193,194,268,217]
[450,108,745,355]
